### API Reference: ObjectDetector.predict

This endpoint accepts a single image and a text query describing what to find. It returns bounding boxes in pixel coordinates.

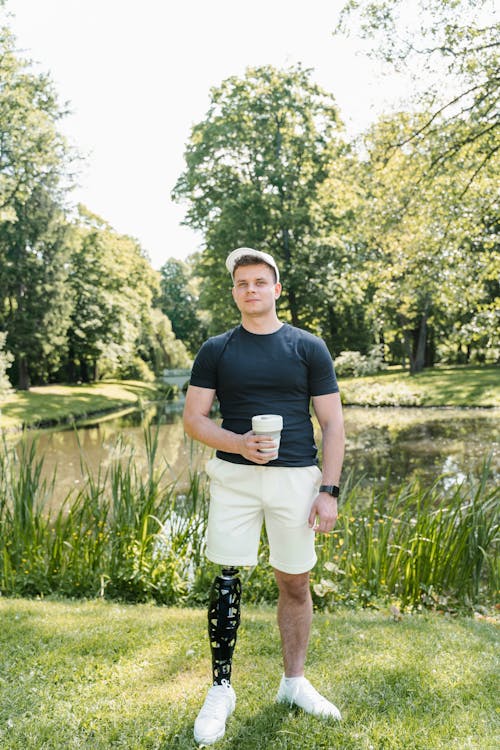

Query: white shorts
[205,457,322,575]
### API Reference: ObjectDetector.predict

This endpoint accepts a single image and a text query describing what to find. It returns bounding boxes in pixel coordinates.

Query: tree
[0,25,69,217]
[336,0,500,370]
[0,22,73,389]
[173,64,346,335]
[355,110,499,371]
[157,257,207,355]
[0,187,73,388]
[337,0,499,192]
[65,206,161,382]
[138,308,191,376]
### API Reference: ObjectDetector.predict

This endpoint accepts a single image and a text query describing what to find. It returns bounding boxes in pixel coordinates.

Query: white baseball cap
[225,247,280,283]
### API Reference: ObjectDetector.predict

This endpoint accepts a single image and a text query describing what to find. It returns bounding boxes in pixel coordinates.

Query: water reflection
[20,403,499,506]
[340,407,499,486]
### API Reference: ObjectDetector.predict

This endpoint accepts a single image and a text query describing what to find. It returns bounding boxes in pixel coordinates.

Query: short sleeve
[308,338,339,396]
[190,339,219,389]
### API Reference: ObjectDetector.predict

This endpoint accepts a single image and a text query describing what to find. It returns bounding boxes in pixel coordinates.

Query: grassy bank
[1,432,497,610]
[0,598,498,750]
[0,365,498,433]
[339,364,499,407]
[0,380,166,432]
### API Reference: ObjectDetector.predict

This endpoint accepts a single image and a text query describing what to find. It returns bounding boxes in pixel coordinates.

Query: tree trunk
[18,355,30,391]
[402,330,415,373]
[413,311,428,374]
[425,327,436,367]
[80,359,90,383]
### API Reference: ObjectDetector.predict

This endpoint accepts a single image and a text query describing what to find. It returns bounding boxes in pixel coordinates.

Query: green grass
[0,430,497,610]
[0,380,166,431]
[0,598,498,749]
[340,364,499,407]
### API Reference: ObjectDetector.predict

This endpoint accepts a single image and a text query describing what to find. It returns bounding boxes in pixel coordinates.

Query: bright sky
[7,0,411,268]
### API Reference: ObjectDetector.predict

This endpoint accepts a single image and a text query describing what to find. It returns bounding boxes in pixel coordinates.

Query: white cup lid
[252,414,283,431]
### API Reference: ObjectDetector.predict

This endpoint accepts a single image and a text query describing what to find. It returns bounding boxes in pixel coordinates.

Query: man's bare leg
[274,568,341,719]
[274,569,312,676]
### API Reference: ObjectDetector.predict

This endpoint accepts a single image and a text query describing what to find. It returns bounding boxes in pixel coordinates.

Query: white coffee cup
[252,414,283,454]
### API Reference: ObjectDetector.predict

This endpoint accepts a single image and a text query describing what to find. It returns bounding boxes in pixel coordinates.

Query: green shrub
[119,356,155,383]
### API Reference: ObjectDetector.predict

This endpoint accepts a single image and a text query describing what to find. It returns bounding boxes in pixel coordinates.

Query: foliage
[0,24,69,216]
[337,0,499,185]
[313,472,499,611]
[119,356,155,383]
[0,430,497,610]
[0,330,13,399]
[334,346,387,377]
[335,0,500,371]
[157,256,207,355]
[356,110,499,372]
[173,64,354,339]
[0,25,74,389]
[63,206,158,381]
[137,308,192,376]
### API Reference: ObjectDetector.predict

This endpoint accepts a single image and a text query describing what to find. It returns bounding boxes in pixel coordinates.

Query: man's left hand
[308,493,338,534]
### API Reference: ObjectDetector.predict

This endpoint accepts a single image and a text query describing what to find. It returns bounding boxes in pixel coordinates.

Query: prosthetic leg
[208,566,242,685]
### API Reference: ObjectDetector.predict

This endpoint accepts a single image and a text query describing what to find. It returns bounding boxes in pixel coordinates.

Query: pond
[21,400,499,506]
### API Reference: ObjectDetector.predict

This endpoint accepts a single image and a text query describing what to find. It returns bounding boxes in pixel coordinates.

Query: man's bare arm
[312,391,345,486]
[308,391,345,533]
[183,384,277,464]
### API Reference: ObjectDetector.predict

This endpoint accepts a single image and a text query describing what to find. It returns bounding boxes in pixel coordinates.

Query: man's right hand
[239,430,278,464]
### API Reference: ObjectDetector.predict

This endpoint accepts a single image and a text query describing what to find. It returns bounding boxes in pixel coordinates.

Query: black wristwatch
[319,484,340,498]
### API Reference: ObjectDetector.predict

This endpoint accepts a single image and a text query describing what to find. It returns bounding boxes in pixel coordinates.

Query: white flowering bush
[334,346,387,377]
[0,332,13,400]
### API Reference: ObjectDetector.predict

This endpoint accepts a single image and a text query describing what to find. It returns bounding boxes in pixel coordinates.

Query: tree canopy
[173,64,350,335]
[173,43,498,369]
[0,17,189,390]
[337,0,499,190]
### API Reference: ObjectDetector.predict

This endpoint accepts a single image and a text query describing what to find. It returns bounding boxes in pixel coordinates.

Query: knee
[275,570,311,604]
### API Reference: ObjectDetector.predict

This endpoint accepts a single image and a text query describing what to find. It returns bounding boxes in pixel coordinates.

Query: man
[183,247,345,745]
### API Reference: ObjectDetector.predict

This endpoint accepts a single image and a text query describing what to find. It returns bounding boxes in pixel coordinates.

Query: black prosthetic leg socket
[208,566,242,685]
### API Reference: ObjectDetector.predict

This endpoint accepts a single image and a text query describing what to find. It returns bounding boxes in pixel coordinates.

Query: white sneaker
[194,680,236,745]
[277,675,341,720]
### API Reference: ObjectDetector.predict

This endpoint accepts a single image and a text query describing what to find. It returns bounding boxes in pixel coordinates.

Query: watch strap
[319,484,340,498]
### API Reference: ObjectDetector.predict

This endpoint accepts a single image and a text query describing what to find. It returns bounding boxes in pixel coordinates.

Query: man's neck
[240,314,283,335]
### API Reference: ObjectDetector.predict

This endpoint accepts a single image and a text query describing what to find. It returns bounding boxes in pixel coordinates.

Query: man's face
[232,263,281,317]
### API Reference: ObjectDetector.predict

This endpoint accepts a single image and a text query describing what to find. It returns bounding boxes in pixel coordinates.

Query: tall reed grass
[0,431,498,610]
[312,470,499,611]
[0,430,211,603]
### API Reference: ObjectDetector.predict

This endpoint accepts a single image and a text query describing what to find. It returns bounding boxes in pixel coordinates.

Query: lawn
[339,365,499,407]
[0,598,498,749]
[0,367,498,432]
[0,380,163,431]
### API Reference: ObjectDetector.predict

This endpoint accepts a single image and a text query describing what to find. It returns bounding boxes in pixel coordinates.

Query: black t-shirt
[189,323,339,467]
